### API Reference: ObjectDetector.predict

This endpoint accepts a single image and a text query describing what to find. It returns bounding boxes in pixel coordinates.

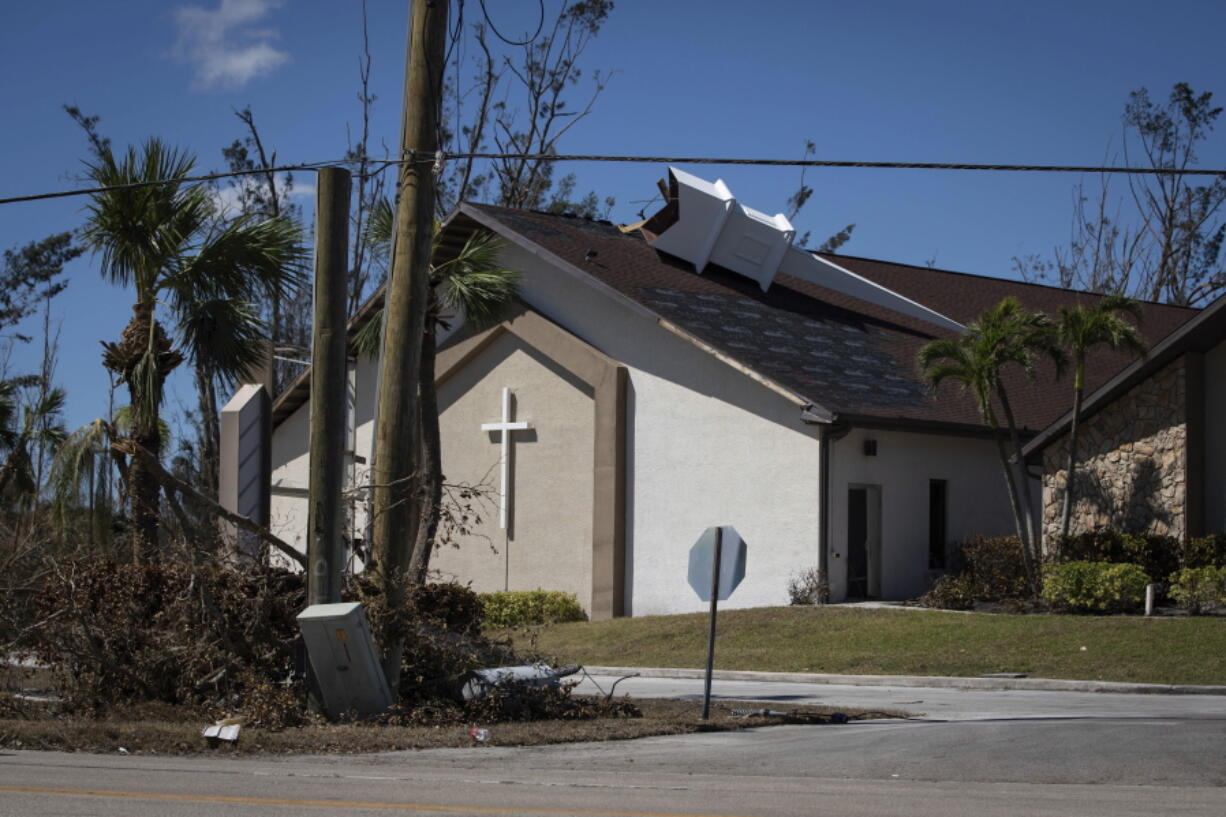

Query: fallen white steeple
[646,168,964,333]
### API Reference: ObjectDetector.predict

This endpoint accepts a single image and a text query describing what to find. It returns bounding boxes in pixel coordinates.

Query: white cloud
[174,0,289,89]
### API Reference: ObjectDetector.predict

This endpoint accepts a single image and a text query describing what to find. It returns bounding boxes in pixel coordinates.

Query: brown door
[847,487,868,598]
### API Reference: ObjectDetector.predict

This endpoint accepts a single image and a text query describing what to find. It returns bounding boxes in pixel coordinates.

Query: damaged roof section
[638,286,928,414]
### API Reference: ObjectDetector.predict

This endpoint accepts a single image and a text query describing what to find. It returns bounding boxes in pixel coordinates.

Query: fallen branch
[111,437,307,569]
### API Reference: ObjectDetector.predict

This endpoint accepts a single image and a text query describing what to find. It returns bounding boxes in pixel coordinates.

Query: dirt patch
[0,697,899,756]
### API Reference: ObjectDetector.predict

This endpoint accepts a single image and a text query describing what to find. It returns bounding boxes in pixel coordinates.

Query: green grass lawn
[507,606,1226,686]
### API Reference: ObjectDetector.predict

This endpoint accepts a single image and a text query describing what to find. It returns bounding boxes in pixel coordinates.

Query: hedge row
[479,590,587,628]
[919,531,1226,613]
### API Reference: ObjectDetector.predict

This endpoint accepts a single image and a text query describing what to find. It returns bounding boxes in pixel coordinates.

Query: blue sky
[3,0,1226,435]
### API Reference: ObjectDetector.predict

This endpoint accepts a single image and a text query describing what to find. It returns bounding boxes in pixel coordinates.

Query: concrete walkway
[575,672,1226,723]
[584,665,1226,695]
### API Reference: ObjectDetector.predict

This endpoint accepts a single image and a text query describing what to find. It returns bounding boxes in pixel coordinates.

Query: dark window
[929,479,947,569]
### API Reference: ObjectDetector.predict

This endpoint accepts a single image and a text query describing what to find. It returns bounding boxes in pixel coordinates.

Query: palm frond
[21,387,68,451]
[365,196,395,252]
[172,214,307,305]
[130,347,166,437]
[351,307,384,359]
[82,139,205,300]
[433,232,519,330]
[112,405,171,443]
[49,418,111,533]
[175,298,269,384]
[1057,293,1146,387]
[0,380,19,451]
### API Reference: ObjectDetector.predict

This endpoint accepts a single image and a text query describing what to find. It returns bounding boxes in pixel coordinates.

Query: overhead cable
[4,152,1224,207]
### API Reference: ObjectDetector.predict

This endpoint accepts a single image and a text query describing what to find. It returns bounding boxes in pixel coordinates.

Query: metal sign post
[687,525,747,721]
[702,527,723,720]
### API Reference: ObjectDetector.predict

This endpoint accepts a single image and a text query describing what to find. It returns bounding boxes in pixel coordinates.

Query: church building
[226,169,1194,618]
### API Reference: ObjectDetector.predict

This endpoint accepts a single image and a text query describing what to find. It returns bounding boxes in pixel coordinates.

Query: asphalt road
[2,676,1224,817]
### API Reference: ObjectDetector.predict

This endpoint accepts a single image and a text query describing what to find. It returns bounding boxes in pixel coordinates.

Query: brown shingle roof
[466,203,1198,434]
[820,253,1195,430]
[271,203,1199,437]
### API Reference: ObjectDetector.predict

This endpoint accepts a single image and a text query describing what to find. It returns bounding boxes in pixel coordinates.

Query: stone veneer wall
[1041,357,1188,543]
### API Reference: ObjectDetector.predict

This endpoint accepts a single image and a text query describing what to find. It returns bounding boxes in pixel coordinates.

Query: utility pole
[307,166,351,606]
[371,0,449,688]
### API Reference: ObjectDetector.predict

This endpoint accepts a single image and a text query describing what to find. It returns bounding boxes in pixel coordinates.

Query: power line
[432,152,1226,176]
[0,160,348,206]
[477,0,545,47]
[5,151,1226,207]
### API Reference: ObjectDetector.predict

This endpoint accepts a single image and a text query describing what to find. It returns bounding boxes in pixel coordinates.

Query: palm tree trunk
[127,398,162,563]
[995,387,1040,566]
[408,317,442,585]
[990,422,1037,594]
[1059,364,1085,544]
[194,363,221,499]
[106,303,182,564]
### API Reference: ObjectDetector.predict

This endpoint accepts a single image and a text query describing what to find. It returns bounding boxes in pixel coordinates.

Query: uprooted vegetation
[0,548,892,753]
[1,553,603,728]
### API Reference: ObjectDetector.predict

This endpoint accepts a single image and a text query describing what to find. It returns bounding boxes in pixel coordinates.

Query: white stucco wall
[622,360,821,615]
[1204,340,1226,533]
[494,242,823,617]
[268,354,380,562]
[269,399,310,554]
[827,426,1022,601]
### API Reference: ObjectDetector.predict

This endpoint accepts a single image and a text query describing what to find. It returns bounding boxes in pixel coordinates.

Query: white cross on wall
[481,387,532,529]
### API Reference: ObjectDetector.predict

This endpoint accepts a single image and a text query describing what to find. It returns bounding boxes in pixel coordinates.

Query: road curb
[584,666,1226,696]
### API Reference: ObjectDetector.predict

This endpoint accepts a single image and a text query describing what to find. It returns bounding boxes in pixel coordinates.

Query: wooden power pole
[371,0,449,686]
[307,166,351,606]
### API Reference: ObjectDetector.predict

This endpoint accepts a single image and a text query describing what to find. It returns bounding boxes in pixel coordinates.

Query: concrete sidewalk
[584,665,1226,695]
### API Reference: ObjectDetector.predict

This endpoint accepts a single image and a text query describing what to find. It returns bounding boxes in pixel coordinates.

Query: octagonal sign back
[687,525,747,602]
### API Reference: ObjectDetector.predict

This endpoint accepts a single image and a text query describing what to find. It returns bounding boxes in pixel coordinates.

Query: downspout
[818,425,832,601]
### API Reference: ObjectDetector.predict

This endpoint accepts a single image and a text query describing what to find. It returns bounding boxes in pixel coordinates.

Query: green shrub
[1183,534,1226,570]
[918,574,975,610]
[1054,530,1180,584]
[1041,561,1148,613]
[1168,567,1226,614]
[480,590,587,628]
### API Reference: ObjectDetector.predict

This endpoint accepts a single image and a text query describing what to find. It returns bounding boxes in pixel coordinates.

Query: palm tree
[1056,295,1145,541]
[49,417,114,550]
[0,382,67,500]
[919,298,1062,591]
[355,200,519,583]
[82,139,305,561]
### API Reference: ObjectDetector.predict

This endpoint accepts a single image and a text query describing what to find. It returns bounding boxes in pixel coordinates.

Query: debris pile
[11,557,639,729]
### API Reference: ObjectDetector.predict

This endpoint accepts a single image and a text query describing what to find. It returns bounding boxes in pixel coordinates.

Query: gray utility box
[296,602,392,720]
